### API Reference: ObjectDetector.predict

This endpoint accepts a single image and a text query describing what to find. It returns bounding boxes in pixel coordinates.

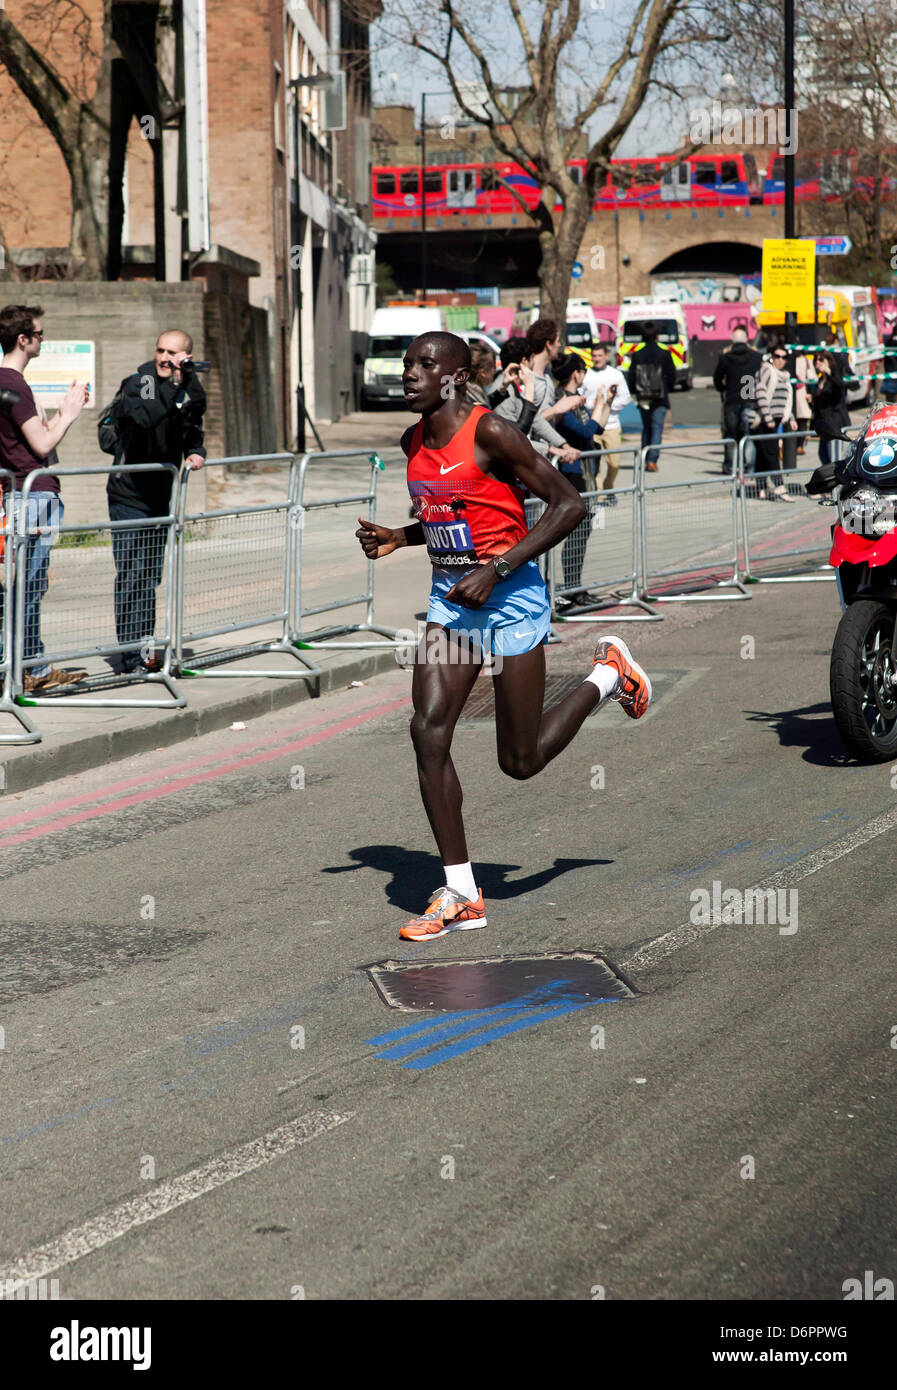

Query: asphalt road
[1,575,896,1314]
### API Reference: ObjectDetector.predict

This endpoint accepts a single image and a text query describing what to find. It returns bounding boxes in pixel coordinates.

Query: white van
[617,296,692,389]
[361,306,446,408]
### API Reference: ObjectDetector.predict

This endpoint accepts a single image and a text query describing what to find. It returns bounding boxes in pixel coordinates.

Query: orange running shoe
[400,886,488,941]
[592,633,652,720]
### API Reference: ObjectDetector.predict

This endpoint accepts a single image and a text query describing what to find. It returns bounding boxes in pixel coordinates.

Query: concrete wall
[13,283,275,521]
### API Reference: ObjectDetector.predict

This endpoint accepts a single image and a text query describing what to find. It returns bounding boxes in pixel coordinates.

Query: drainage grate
[366,951,634,1013]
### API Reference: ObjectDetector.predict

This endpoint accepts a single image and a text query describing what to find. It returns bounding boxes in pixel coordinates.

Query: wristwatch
[492,556,513,580]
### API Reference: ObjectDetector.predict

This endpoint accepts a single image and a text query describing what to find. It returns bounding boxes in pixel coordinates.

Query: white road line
[619,804,897,973]
[0,1109,352,1293]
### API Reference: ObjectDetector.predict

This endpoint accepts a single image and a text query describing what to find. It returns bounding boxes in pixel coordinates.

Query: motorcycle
[808,401,897,761]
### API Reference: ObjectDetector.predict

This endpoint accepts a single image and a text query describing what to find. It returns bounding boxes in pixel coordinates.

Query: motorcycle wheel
[830,599,897,762]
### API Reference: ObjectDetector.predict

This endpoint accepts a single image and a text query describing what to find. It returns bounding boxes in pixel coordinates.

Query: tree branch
[507,0,538,84]
[584,0,687,174]
[562,0,652,153]
[0,13,76,150]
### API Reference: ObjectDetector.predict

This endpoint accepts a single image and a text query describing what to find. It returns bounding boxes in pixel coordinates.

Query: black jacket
[626,341,677,408]
[106,360,206,514]
[713,342,763,408]
[810,371,848,436]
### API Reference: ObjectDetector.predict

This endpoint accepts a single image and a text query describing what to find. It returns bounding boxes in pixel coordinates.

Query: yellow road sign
[761,239,816,319]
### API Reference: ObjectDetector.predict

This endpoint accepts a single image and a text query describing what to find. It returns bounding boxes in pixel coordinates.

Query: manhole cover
[461,674,584,721]
[366,951,634,1013]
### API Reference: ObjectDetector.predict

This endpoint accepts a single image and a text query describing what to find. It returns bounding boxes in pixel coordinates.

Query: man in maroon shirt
[0,304,88,689]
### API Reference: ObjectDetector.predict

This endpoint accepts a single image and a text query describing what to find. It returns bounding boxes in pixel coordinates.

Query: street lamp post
[784,0,798,349]
[420,92,427,300]
[418,89,457,302]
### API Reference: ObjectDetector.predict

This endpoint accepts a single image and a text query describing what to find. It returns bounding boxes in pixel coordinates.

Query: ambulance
[564,299,601,366]
[616,297,693,389]
[515,300,611,366]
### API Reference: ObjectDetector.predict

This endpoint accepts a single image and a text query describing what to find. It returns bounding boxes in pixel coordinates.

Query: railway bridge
[375,203,782,299]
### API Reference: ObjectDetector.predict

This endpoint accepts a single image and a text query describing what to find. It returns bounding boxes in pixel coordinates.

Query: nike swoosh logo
[439,462,466,474]
[513,629,534,638]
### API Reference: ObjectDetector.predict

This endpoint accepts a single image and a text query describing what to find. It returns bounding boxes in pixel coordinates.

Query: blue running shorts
[426,559,551,658]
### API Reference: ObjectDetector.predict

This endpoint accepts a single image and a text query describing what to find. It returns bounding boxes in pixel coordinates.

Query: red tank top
[406,405,527,568]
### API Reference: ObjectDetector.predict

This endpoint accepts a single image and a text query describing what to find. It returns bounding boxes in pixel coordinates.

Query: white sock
[444,861,478,901]
[584,663,620,701]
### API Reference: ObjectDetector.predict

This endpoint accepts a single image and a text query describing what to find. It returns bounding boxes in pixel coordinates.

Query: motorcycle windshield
[839,404,897,487]
[856,405,897,483]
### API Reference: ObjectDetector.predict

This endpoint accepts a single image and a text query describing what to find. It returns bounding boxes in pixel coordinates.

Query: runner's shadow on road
[745,702,853,766]
[322,846,611,911]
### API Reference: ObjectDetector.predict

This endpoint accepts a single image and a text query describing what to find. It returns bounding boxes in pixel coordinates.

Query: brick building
[0,0,378,442]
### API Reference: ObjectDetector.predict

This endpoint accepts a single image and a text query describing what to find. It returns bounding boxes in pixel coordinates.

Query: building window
[274,62,284,153]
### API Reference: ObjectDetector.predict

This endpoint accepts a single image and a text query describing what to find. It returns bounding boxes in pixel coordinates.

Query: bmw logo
[863,437,897,474]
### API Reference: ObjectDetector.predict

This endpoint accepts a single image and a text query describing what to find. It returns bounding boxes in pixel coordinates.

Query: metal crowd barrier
[0,469,39,741]
[292,448,405,651]
[549,447,660,623]
[174,454,321,680]
[639,440,749,601]
[736,431,837,585]
[14,465,185,708]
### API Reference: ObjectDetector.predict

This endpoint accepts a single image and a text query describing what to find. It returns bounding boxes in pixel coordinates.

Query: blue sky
[369,4,744,158]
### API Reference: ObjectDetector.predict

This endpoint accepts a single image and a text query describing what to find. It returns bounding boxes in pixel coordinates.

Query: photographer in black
[105,329,206,673]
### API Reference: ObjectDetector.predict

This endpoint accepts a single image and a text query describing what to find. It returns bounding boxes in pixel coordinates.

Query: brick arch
[650,238,764,276]
[610,202,779,290]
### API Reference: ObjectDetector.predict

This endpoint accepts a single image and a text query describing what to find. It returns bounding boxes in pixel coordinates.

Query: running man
[356,332,651,941]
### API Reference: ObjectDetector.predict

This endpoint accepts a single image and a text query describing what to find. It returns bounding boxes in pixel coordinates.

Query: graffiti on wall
[651,275,760,304]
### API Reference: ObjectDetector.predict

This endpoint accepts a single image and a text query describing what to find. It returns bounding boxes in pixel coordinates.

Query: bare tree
[720,0,897,283]
[379,0,727,322]
[0,1,115,279]
[796,0,897,282]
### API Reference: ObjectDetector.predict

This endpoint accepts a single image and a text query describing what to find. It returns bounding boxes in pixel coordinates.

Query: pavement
[1,575,895,1316]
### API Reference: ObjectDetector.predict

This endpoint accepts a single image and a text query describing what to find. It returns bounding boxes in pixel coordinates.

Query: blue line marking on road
[402,997,616,1070]
[365,981,573,1051]
[365,1008,494,1048]
[371,1006,539,1060]
[670,841,753,878]
[366,981,622,1069]
[0,1094,117,1147]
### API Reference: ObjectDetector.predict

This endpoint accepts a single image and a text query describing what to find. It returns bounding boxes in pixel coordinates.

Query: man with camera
[106,329,206,673]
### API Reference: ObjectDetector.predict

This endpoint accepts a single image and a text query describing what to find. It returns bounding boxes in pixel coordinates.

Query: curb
[0,646,404,795]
